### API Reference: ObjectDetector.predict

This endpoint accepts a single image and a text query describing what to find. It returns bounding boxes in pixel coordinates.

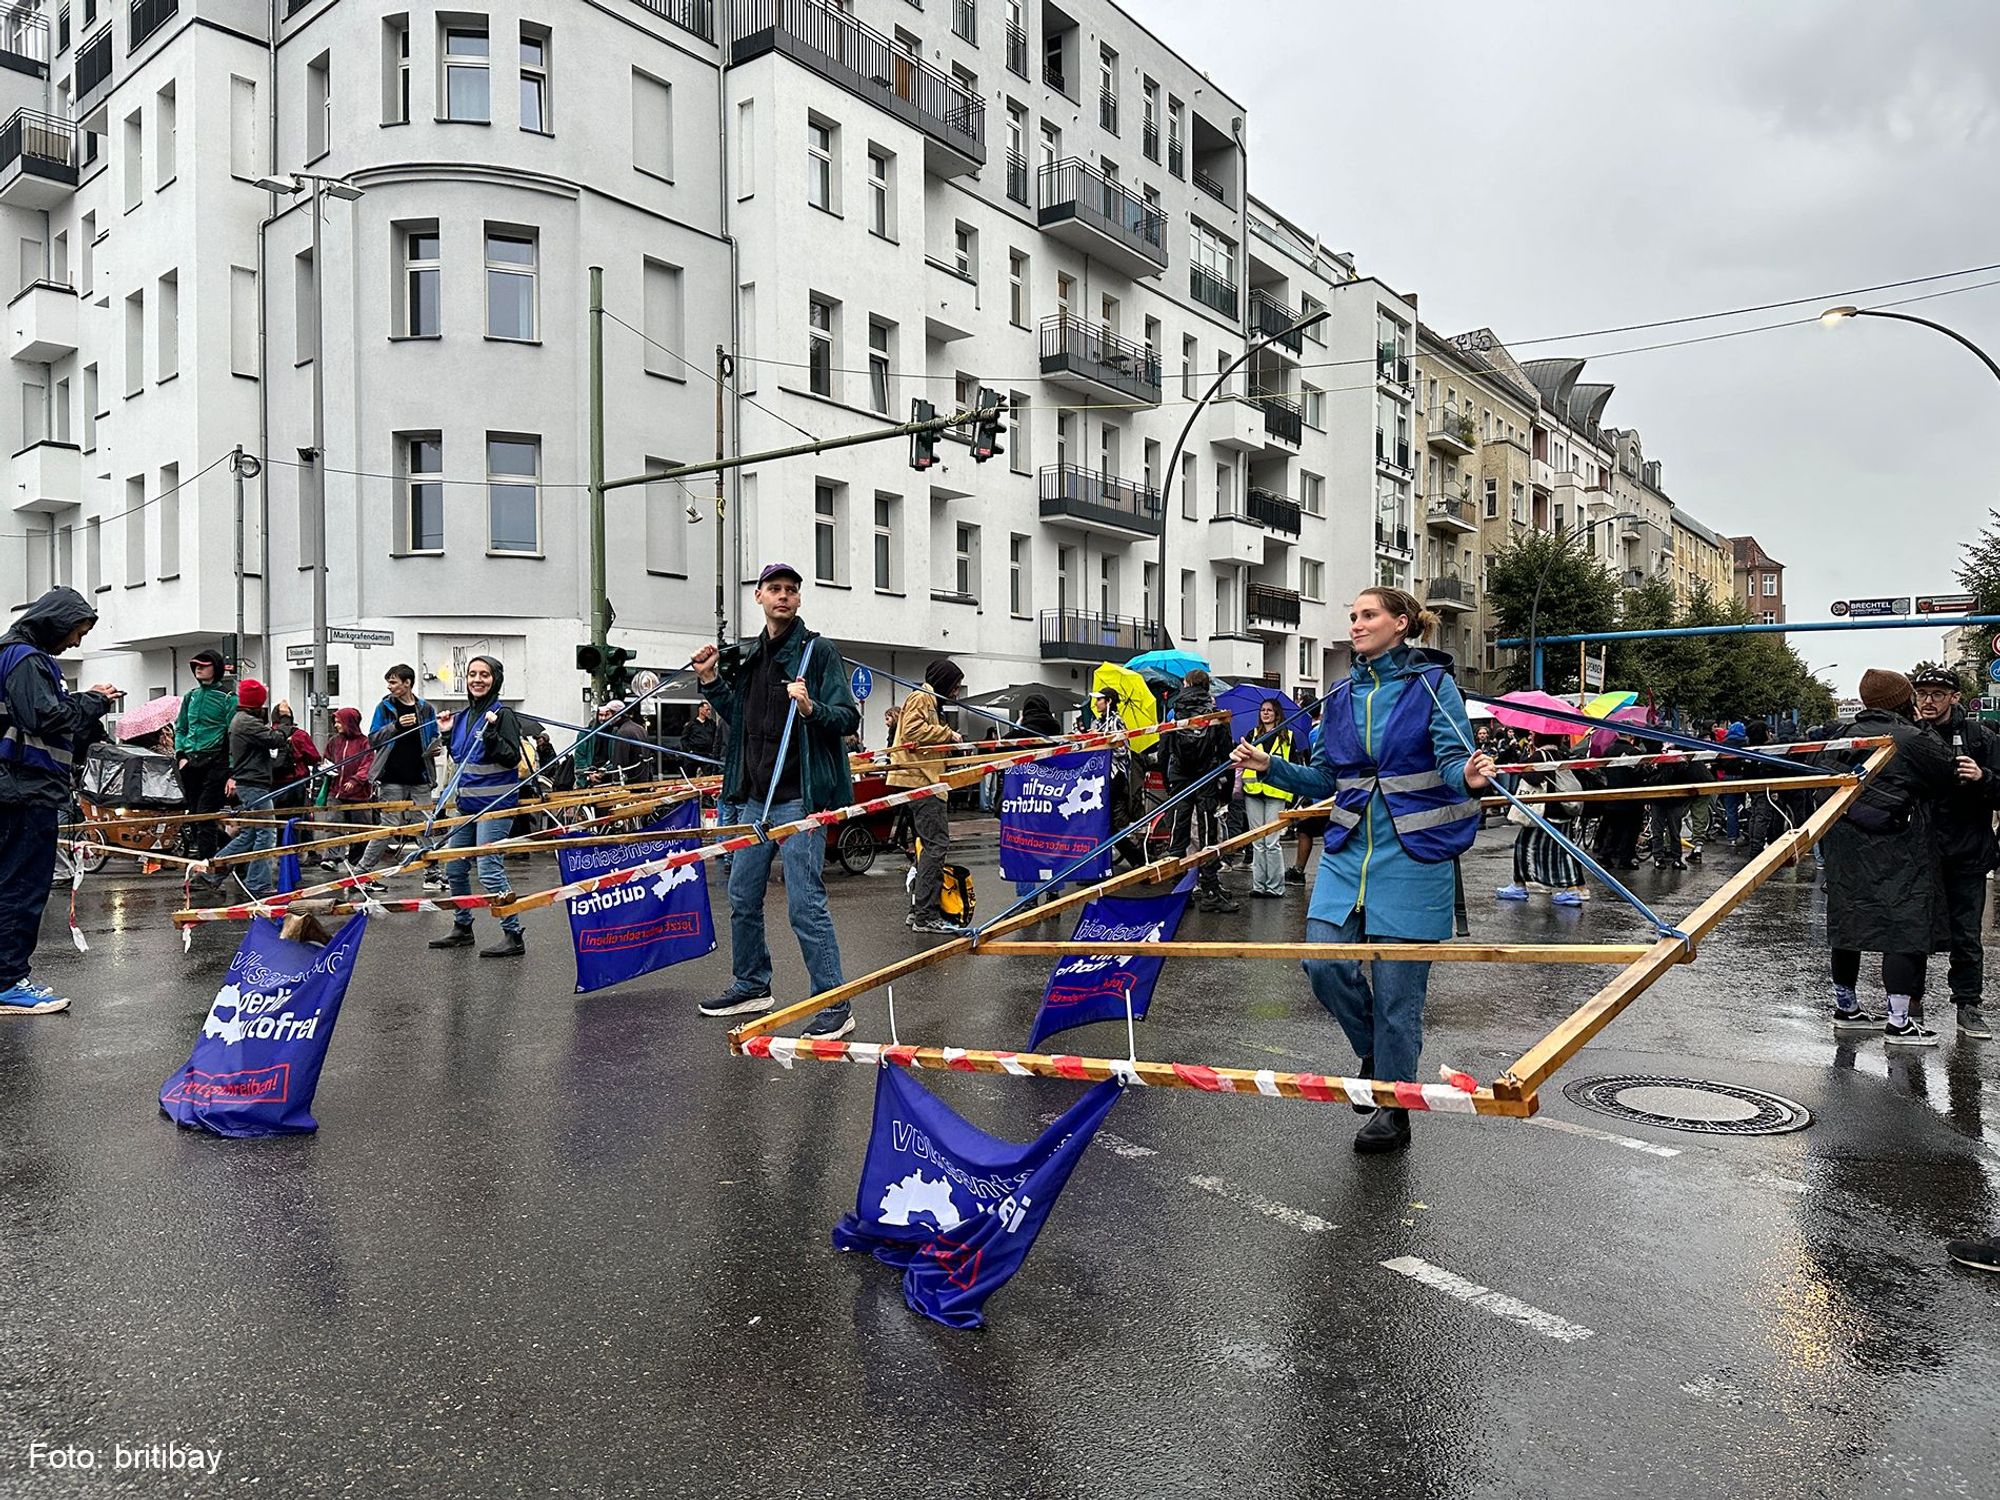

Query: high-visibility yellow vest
[1243,730,1296,802]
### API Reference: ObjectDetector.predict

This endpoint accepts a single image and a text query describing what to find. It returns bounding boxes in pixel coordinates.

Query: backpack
[906,842,976,923]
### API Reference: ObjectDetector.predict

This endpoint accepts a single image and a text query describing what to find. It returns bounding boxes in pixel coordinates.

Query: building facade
[1729,534,1786,623]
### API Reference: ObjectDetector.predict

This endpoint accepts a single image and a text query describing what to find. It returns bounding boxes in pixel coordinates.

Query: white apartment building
[0,0,1401,723]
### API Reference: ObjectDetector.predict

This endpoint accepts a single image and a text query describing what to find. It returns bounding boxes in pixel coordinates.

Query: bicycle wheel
[835,822,877,876]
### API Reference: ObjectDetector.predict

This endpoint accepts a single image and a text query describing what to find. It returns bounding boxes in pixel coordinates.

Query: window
[403,434,443,550]
[1214,462,1233,517]
[122,109,141,211]
[87,518,101,594]
[57,4,67,52]
[1004,102,1026,201]
[867,320,891,415]
[1142,78,1159,158]
[1483,478,1498,519]
[1008,250,1027,327]
[643,258,684,376]
[486,435,540,553]
[1180,453,1195,520]
[1142,562,1157,624]
[19,375,42,447]
[1181,335,1196,398]
[399,226,440,336]
[123,290,143,394]
[1303,384,1324,430]
[1038,120,1059,174]
[305,51,330,158]
[807,294,835,398]
[1298,637,1316,680]
[643,457,687,574]
[632,69,673,178]
[1143,438,1159,492]
[1509,480,1525,523]
[156,270,177,381]
[1009,533,1029,615]
[1097,44,1117,132]
[294,249,316,363]
[230,76,259,176]
[79,212,93,289]
[519,25,549,132]
[1179,569,1196,638]
[53,378,69,445]
[814,480,841,583]
[737,282,756,392]
[1009,389,1030,473]
[807,118,834,211]
[1301,471,1324,516]
[953,0,975,43]
[954,524,979,598]
[1300,559,1323,600]
[382,17,410,124]
[82,365,98,450]
[873,494,898,591]
[866,148,892,238]
[734,98,752,191]
[1056,546,1075,612]
[1762,573,1778,596]
[1098,554,1117,615]
[484,228,537,340]
[155,80,176,187]
[953,221,976,281]
[125,477,145,584]
[443,26,489,122]
[1055,410,1071,469]
[1166,96,1184,176]
[158,463,179,578]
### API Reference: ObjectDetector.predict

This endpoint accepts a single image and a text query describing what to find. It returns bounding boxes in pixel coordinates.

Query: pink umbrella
[1587,705,1654,757]
[1489,690,1592,740]
[114,693,181,742]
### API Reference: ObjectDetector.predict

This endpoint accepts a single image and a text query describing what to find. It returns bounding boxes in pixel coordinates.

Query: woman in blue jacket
[1232,587,1495,1153]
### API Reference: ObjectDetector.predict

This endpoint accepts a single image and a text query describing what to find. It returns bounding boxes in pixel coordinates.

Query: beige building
[1670,509,1733,607]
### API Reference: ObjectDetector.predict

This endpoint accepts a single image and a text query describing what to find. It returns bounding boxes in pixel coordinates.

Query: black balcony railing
[1141,118,1158,161]
[1004,21,1026,76]
[1376,346,1411,387]
[1039,464,1163,535]
[733,0,984,165]
[73,23,109,98]
[1040,608,1163,661]
[1005,149,1028,202]
[1426,403,1475,448]
[1374,520,1412,553]
[1190,263,1238,320]
[0,11,49,75]
[1167,139,1183,178]
[1247,584,1301,627]
[632,0,715,41]
[1252,291,1302,352]
[1193,165,1228,205]
[1255,391,1302,446]
[1424,573,1472,607]
[1375,432,1412,472]
[1246,488,1302,537]
[0,108,78,184]
[1425,494,1476,529]
[128,0,174,49]
[1037,157,1166,263]
[1044,61,1071,99]
[1098,88,1117,133]
[1039,315,1162,404]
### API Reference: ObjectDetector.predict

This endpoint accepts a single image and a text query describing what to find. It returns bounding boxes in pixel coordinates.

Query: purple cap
[757,561,803,586]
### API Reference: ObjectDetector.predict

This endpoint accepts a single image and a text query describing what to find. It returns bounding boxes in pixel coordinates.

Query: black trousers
[1831,947,1927,999]
[1601,805,1643,866]
[1168,780,1226,890]
[1940,858,1988,1005]
[910,797,950,916]
[0,803,60,990]
[178,751,229,860]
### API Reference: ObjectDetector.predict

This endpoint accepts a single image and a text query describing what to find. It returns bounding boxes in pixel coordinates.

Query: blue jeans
[213,788,279,896]
[1302,910,1431,1086]
[0,802,59,990]
[1720,791,1742,840]
[445,810,522,934]
[720,798,843,998]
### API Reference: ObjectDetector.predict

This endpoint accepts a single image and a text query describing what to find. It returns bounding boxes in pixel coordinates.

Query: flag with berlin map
[558,800,714,993]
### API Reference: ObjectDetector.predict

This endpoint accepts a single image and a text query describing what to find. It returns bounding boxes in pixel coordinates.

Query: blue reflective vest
[450,710,518,814]
[1320,665,1479,864]
[0,642,75,778]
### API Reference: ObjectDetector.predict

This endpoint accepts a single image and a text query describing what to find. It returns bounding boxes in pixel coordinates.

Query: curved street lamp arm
[1849,308,2000,386]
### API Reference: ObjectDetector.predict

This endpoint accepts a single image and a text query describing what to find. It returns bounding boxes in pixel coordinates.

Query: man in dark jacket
[680,699,722,770]
[1167,669,1238,913]
[0,587,119,1014]
[1911,666,2000,1040]
[692,562,861,1038]
[1823,669,1959,1043]
[173,647,235,860]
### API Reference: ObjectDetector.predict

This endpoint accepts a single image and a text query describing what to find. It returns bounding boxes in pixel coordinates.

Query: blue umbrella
[1215,682,1302,742]
[1125,649,1210,681]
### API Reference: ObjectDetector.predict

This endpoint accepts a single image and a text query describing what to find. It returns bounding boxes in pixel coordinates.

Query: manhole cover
[1561,1075,1812,1136]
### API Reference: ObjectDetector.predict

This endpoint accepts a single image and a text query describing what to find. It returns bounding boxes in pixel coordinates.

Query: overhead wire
[0,451,235,540]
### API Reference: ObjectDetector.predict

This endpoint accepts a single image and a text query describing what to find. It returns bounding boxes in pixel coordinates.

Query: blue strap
[758,638,816,835]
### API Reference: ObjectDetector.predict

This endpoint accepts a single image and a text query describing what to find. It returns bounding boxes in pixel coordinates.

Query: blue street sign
[850,665,874,702]
[1987,660,2000,684]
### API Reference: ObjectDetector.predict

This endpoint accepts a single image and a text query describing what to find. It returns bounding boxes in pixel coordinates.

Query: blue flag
[558,800,716,994]
[998,749,1112,885]
[276,817,302,893]
[160,912,367,1137]
[1027,873,1196,1052]
[832,1066,1120,1328]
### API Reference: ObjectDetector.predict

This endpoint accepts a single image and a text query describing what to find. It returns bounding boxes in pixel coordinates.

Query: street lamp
[258,172,364,740]
[1820,305,2000,385]
[1526,510,1641,689]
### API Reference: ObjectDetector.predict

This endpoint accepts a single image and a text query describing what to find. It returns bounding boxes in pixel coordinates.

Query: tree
[1485,534,1618,693]
[1607,575,1712,717]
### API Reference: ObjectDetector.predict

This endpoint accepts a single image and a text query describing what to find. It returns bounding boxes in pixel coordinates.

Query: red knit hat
[237,678,268,710]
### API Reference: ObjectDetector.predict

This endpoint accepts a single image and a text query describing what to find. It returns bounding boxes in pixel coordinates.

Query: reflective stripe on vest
[457,755,518,808]
[0,642,73,776]
[1319,665,1479,865]
[1242,731,1296,801]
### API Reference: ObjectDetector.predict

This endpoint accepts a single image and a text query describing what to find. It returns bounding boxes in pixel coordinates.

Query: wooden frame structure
[729,742,1897,1121]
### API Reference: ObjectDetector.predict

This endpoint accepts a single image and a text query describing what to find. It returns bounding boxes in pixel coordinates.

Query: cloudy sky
[1147,0,2000,672]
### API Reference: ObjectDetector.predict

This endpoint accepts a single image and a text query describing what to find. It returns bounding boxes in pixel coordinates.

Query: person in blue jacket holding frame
[1231,586,1496,1154]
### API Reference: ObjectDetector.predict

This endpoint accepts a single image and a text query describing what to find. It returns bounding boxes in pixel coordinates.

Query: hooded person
[890,657,965,933]
[173,647,236,859]
[1822,668,1958,1042]
[428,653,529,957]
[1166,669,1237,912]
[321,707,377,873]
[203,678,294,899]
[0,587,119,1014]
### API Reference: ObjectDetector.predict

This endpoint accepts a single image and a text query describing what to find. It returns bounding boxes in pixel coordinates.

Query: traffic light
[325,664,340,697]
[909,398,939,471]
[970,387,1006,463]
[605,645,636,698]
[576,642,605,675]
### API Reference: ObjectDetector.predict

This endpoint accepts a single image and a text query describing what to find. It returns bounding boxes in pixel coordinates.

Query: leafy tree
[1607,575,1712,715]
[1485,534,1618,693]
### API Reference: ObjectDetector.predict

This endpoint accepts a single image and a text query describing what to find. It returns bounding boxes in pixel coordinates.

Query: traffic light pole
[714,343,728,650]
[587,266,610,706]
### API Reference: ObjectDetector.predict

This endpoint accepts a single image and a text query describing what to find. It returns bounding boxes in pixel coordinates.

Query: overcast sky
[1145,0,2000,673]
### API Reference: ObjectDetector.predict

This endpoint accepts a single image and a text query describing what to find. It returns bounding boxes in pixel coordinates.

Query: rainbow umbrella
[1582,690,1639,720]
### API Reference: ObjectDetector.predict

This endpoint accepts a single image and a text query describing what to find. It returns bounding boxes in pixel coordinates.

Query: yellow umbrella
[1583,690,1639,720]
[1090,662,1159,754]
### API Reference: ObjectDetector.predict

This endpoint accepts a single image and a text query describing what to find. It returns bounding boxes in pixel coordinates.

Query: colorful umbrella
[1587,705,1654,757]
[1215,682,1303,742]
[1124,649,1210,681]
[114,693,181,743]
[1489,690,1592,740]
[1089,662,1161,754]
[1582,690,1639,720]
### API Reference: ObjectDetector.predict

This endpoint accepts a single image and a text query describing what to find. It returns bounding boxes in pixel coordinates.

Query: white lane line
[1379,1255,1595,1343]
[1186,1175,1335,1234]
[1041,1114,1157,1158]
[1529,1115,1681,1158]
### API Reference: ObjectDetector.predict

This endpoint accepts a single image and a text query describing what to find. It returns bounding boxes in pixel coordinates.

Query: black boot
[429,925,474,949]
[480,931,526,958]
[1354,1107,1411,1154]
[1352,1054,1375,1116]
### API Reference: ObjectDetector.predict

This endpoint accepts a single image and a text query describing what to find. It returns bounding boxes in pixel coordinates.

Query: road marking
[1528,1115,1680,1158]
[1379,1255,1595,1343]
[1186,1175,1335,1234]
[1042,1115,1157,1158]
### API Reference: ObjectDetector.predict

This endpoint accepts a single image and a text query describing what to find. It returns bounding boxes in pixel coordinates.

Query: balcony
[1255,391,1302,449]
[1246,583,1302,630]
[1252,291,1303,354]
[0,111,79,209]
[1190,263,1237,320]
[731,0,985,176]
[129,0,176,51]
[1622,568,1645,589]
[1426,404,1475,455]
[1374,432,1413,474]
[1423,572,1475,612]
[1044,60,1071,100]
[1193,165,1229,206]
[1424,493,1479,535]
[9,280,78,362]
[10,440,81,511]
[1039,464,1162,540]
[1376,346,1411,389]
[1246,487,1303,538]
[1098,89,1117,134]
[1142,119,1158,161]
[74,25,111,126]
[1036,158,1166,279]
[1374,519,1413,558]
[0,11,48,76]
[631,0,716,42]
[1004,21,1027,77]
[1040,608,1163,663]
[1039,315,1161,406]
[924,256,977,342]
[1207,509,1263,565]
[1005,149,1027,203]
[1207,395,1263,453]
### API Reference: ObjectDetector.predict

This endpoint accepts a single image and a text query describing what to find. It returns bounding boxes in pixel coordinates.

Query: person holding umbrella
[1230,587,1495,1153]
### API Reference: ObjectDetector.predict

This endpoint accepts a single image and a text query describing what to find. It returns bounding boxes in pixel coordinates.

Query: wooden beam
[980,940,1663,964]
[1491,773,1854,807]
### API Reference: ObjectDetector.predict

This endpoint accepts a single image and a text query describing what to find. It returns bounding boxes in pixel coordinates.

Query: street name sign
[1915,594,1977,616]
[328,627,396,646]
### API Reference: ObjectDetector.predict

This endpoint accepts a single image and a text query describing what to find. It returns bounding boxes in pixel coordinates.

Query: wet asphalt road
[2,820,1998,1499]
